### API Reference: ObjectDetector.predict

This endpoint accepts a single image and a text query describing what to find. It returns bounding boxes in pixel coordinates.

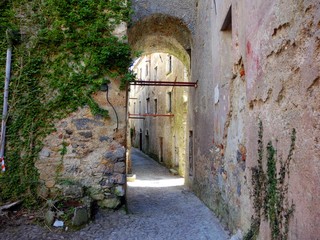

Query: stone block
[45,180,56,188]
[99,136,111,142]
[169,169,178,175]
[103,147,125,163]
[72,207,89,226]
[110,174,126,184]
[89,188,105,201]
[79,131,93,138]
[72,118,104,130]
[40,148,51,158]
[114,185,125,197]
[45,210,55,226]
[62,185,84,198]
[65,129,73,135]
[114,162,125,173]
[99,178,113,188]
[64,165,80,174]
[81,196,93,219]
[98,198,121,209]
[72,143,78,148]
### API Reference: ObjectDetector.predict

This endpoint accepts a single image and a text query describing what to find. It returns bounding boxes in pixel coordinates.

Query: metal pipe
[128,117,146,120]
[129,113,174,117]
[130,80,198,88]
[0,47,12,172]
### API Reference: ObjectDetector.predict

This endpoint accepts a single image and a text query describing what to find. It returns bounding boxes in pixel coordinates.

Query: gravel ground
[0,148,229,240]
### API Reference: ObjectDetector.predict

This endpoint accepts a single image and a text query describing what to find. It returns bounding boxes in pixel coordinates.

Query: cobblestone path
[0,148,229,240]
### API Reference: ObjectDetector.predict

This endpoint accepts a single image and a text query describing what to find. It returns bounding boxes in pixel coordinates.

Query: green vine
[0,0,134,207]
[244,121,296,240]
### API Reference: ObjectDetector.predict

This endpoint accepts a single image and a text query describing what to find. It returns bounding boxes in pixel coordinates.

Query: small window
[189,131,194,176]
[146,98,150,114]
[154,99,158,114]
[159,137,164,162]
[166,55,172,74]
[146,63,149,77]
[221,6,232,31]
[154,66,158,81]
[139,101,141,114]
[167,92,172,113]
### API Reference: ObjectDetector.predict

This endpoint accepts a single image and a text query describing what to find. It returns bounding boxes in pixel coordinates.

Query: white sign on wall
[214,85,219,104]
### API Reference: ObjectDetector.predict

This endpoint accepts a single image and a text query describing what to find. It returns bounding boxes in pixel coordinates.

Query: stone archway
[128,14,193,67]
[127,13,194,177]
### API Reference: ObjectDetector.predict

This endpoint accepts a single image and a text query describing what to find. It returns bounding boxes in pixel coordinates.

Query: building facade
[128,53,189,176]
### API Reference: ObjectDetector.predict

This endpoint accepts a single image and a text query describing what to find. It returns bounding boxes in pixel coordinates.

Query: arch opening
[127,14,193,178]
[128,14,192,67]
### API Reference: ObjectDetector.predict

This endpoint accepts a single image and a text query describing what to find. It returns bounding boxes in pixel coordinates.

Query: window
[189,131,194,176]
[159,137,164,162]
[145,63,149,77]
[154,99,158,114]
[167,92,172,113]
[166,55,172,74]
[221,6,232,31]
[154,66,158,81]
[139,101,141,114]
[146,98,150,114]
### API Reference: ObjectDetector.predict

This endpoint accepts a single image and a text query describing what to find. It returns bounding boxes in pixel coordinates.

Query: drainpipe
[0,31,13,172]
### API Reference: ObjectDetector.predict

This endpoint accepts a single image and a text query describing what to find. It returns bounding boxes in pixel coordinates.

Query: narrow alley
[0,148,229,240]
[125,148,229,239]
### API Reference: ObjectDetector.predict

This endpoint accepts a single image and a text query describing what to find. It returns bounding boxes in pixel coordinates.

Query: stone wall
[131,0,196,33]
[36,79,127,209]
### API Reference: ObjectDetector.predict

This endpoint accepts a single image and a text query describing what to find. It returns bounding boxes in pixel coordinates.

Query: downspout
[0,30,13,172]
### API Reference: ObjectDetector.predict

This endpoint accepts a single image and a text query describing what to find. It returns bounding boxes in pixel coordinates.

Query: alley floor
[0,148,229,240]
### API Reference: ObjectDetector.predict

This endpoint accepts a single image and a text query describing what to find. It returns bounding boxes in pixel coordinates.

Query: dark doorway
[139,129,143,151]
[159,137,164,163]
[145,130,149,154]
[189,131,194,176]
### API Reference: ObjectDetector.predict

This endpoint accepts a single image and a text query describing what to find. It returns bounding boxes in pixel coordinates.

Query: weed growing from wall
[244,121,296,240]
[0,0,134,206]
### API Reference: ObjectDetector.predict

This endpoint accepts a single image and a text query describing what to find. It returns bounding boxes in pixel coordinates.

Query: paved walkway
[0,148,229,240]
[125,148,229,240]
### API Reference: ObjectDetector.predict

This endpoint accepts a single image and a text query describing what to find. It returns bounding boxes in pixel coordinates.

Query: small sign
[214,85,219,104]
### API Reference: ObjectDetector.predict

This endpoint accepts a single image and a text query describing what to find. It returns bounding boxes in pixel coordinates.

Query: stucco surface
[131,0,196,33]
[128,0,320,238]
[188,0,320,238]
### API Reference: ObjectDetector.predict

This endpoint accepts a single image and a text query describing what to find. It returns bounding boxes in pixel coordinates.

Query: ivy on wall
[0,0,134,206]
[244,121,296,240]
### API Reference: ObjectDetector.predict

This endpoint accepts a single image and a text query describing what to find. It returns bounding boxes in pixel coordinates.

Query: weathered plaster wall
[131,0,196,33]
[243,1,320,239]
[128,14,192,68]
[36,79,127,209]
[128,0,319,238]
[189,0,320,238]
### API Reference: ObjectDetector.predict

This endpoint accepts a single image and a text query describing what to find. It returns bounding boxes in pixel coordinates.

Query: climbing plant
[0,0,134,206]
[244,120,296,240]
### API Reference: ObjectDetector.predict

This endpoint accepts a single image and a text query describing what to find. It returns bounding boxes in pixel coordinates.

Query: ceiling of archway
[128,14,193,67]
